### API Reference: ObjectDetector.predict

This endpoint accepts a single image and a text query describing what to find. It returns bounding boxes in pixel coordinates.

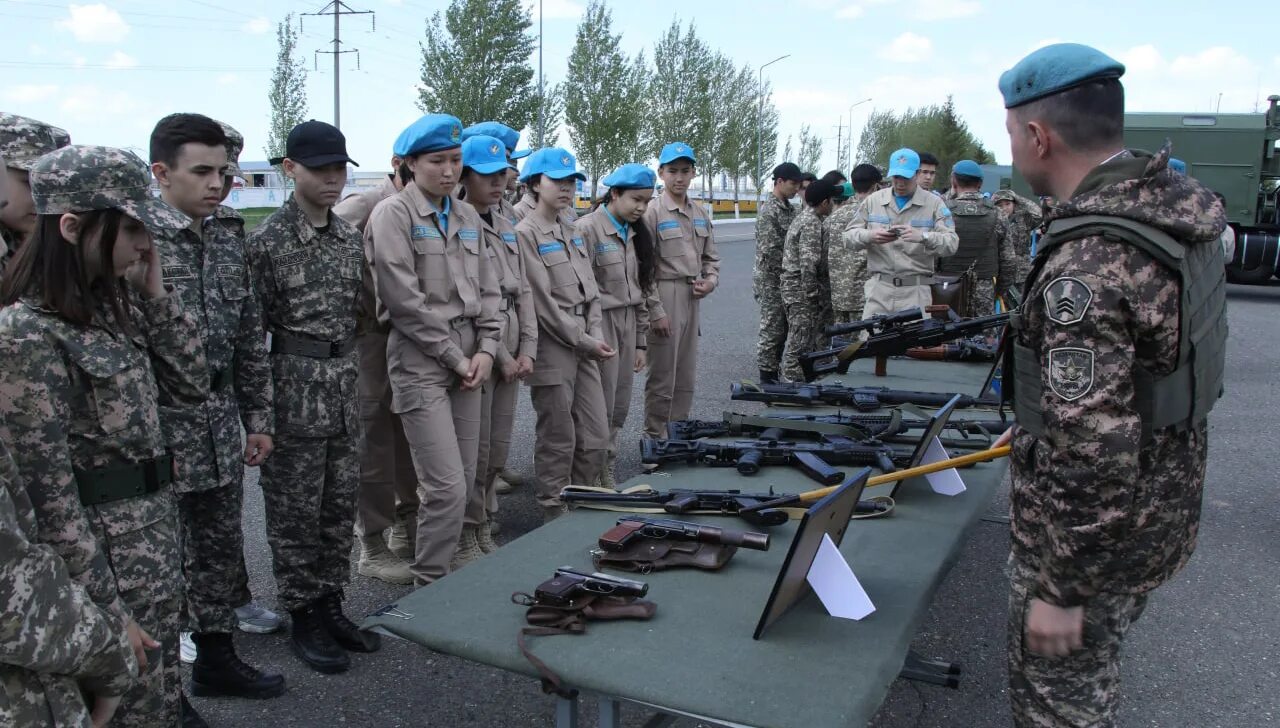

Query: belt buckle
[893,276,905,287]
[329,340,344,357]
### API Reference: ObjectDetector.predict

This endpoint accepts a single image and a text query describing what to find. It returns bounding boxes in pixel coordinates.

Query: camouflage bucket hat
[0,112,71,170]
[992,190,1016,203]
[217,120,244,178]
[31,145,191,232]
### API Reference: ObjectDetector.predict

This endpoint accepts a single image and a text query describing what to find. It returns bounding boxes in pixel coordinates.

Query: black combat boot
[289,603,350,673]
[190,632,286,699]
[759,369,779,384]
[181,693,209,728]
[317,592,381,653]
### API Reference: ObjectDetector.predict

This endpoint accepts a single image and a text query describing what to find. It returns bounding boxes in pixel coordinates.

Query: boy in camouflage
[779,178,841,382]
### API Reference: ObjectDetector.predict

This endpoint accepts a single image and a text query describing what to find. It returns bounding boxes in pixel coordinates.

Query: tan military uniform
[513,192,579,224]
[469,203,537,527]
[578,207,650,461]
[367,184,502,584]
[840,187,959,317]
[641,193,720,437]
[334,177,420,541]
[516,210,609,505]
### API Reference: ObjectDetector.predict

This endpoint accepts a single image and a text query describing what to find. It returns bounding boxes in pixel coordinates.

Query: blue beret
[658,142,696,166]
[601,163,655,190]
[461,135,510,175]
[952,159,983,178]
[462,121,520,153]
[886,148,919,179]
[393,114,463,157]
[519,147,585,183]
[1168,157,1187,175]
[999,43,1125,109]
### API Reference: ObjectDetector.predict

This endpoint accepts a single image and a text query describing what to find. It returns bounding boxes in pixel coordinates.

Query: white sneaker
[180,631,196,664]
[234,602,283,634]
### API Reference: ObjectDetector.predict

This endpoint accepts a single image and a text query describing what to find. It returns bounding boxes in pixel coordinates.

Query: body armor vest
[938,197,1000,277]
[1006,214,1227,442]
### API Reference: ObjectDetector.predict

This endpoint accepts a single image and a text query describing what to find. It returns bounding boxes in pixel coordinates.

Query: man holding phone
[839,148,959,317]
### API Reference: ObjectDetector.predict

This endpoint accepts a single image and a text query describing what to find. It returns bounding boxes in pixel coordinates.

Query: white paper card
[806,533,875,621]
[922,436,966,496]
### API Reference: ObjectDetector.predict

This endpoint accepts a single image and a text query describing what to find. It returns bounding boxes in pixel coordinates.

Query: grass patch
[239,207,276,232]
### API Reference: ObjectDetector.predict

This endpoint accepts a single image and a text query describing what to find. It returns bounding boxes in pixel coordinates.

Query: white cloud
[3,84,60,104]
[58,3,130,43]
[529,0,583,21]
[1119,44,1163,74]
[243,16,271,34]
[59,85,141,118]
[1168,47,1254,80]
[104,50,137,69]
[878,32,932,62]
[912,0,981,20]
[835,4,864,19]
[774,87,847,111]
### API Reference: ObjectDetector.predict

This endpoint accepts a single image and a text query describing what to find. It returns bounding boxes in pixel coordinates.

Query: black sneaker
[190,632,286,699]
[289,604,350,673]
[317,592,381,653]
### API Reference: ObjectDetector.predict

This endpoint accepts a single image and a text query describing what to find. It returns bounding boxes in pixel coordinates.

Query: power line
[0,60,271,72]
[301,1,375,130]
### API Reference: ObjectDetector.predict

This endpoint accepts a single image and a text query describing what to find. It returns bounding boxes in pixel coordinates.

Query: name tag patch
[656,220,680,232]
[215,264,244,279]
[501,232,517,244]
[411,225,442,239]
[457,228,479,241]
[692,218,709,228]
[272,250,313,269]
[162,264,196,281]
[537,241,565,255]
[595,242,620,254]
[571,237,584,249]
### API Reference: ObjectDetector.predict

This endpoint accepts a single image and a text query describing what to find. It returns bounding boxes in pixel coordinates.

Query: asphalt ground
[191,220,1278,727]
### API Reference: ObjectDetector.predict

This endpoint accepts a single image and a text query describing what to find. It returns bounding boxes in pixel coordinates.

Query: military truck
[1014,95,1280,284]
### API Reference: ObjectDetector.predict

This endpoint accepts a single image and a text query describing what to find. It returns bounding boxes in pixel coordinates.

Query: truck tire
[1227,231,1279,285]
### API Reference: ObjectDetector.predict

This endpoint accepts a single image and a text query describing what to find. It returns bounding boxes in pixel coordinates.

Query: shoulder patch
[1047,347,1094,402]
[1043,276,1092,326]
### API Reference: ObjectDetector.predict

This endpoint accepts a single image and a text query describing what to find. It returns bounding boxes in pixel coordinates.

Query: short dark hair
[149,113,227,167]
[1014,78,1124,153]
[821,169,846,184]
[918,152,939,166]
[851,177,878,194]
[800,172,817,183]
[804,179,836,206]
[1,211,134,329]
[953,174,984,190]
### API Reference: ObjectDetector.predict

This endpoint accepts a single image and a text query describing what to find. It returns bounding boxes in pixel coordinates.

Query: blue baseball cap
[519,147,586,183]
[1168,157,1187,175]
[393,113,463,157]
[601,163,656,190]
[461,135,511,176]
[462,122,518,151]
[886,148,920,179]
[952,159,983,179]
[999,43,1125,109]
[658,142,696,166]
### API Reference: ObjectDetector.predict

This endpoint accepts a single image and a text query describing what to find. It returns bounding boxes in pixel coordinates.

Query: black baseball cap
[270,120,359,167]
[772,162,803,181]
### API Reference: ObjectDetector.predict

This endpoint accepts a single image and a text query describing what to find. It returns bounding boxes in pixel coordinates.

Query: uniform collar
[406,182,449,221]
[282,194,332,244]
[528,209,560,236]
[601,205,629,241]
[662,190,691,213]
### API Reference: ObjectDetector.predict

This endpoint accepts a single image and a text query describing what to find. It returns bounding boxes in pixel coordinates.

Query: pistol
[532,567,649,608]
[599,516,771,553]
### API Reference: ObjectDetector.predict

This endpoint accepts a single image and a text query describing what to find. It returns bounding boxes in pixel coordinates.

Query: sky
[2,0,1278,180]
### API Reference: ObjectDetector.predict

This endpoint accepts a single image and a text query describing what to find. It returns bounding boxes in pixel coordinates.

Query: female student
[0,145,210,726]
[367,114,503,584]
[514,148,614,520]
[576,163,656,487]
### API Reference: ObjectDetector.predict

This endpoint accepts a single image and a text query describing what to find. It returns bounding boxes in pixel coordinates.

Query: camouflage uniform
[1007,147,1226,726]
[212,121,247,241]
[154,204,274,636]
[1,440,139,727]
[0,113,71,274]
[995,190,1043,285]
[246,195,364,611]
[752,194,795,374]
[824,197,869,323]
[779,205,832,382]
[939,191,1019,316]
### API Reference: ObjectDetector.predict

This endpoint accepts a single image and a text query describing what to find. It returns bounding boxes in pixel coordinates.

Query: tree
[717,63,764,210]
[562,0,647,191]
[854,97,995,178]
[781,134,794,164]
[644,19,713,159]
[416,0,536,128]
[530,78,565,148]
[745,73,779,199]
[266,14,308,175]
[798,124,822,175]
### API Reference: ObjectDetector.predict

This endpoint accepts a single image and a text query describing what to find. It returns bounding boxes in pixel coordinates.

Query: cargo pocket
[67,345,149,435]
[412,236,449,281]
[217,264,248,301]
[95,491,181,601]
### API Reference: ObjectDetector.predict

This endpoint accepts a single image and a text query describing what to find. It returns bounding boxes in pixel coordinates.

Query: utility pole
[538,0,544,144]
[835,116,843,172]
[846,97,872,169]
[756,54,789,200]
[303,1,374,129]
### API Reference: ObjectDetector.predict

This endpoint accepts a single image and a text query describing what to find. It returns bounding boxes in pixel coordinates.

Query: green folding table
[364,358,1008,728]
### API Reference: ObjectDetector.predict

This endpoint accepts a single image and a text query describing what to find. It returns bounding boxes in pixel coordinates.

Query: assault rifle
[800,309,1010,381]
[905,336,1000,363]
[560,487,794,527]
[730,381,1000,412]
[823,307,928,338]
[667,411,1008,443]
[640,431,912,485]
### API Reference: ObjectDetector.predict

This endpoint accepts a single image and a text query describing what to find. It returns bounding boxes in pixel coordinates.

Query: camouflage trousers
[832,308,864,325]
[781,301,823,382]
[755,288,788,374]
[178,482,252,634]
[971,278,997,317]
[112,591,183,728]
[1008,557,1149,728]
[261,433,360,611]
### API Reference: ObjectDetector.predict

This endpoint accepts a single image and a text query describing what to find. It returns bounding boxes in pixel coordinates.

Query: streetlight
[756,54,790,202]
[846,97,872,168]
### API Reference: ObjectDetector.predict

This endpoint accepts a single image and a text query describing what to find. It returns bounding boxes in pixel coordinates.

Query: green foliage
[747,74,780,197]
[563,0,647,187]
[854,95,994,177]
[416,0,536,128]
[266,14,308,171]
[797,124,823,175]
[644,20,713,158]
[531,77,564,148]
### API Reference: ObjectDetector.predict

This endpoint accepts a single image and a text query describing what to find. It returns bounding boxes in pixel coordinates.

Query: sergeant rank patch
[1043,276,1092,325]
[1047,347,1094,401]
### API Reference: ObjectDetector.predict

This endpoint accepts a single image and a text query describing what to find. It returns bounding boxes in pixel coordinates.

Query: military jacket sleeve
[921,199,959,256]
[639,206,667,322]
[842,196,875,251]
[0,444,139,692]
[1016,237,1180,607]
[139,291,212,408]
[994,216,1018,296]
[218,231,274,436]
